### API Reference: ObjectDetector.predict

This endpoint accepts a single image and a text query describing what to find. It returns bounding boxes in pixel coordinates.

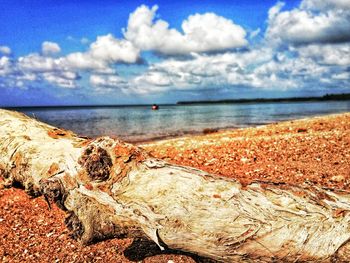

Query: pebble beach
[1,113,349,262]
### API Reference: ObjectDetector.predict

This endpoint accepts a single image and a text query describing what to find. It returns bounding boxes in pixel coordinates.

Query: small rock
[240,157,249,163]
[331,175,344,182]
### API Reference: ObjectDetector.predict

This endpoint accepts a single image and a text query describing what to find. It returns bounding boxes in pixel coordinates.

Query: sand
[1,113,349,262]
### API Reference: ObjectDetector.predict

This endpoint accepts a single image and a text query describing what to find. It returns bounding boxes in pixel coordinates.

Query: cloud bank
[0,0,349,100]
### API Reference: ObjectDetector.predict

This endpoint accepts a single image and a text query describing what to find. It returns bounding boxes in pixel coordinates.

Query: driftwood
[1,108,350,262]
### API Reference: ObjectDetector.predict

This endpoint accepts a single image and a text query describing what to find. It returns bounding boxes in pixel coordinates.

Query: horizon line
[2,92,350,108]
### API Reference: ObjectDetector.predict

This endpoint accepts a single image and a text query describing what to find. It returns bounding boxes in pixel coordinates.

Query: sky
[0,0,349,106]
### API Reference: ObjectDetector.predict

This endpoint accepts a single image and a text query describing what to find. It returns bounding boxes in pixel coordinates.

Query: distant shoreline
[2,93,350,109]
[177,93,350,105]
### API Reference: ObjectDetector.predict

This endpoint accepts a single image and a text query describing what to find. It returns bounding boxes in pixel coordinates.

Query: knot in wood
[40,178,64,201]
[79,145,112,181]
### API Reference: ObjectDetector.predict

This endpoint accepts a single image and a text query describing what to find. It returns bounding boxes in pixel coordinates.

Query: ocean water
[15,101,350,142]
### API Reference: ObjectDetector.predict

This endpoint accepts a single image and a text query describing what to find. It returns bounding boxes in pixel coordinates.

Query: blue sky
[0,0,349,106]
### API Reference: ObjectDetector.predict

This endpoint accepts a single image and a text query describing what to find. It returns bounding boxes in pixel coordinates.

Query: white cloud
[89,34,140,64]
[134,71,173,87]
[43,71,79,88]
[18,53,59,72]
[0,56,36,89]
[1,34,140,90]
[293,43,350,66]
[0,46,11,55]
[301,0,350,10]
[332,72,350,80]
[266,0,350,45]
[0,56,38,89]
[127,40,350,95]
[62,52,111,72]
[0,56,14,77]
[124,5,247,55]
[89,74,128,93]
[254,55,327,81]
[128,49,287,94]
[90,74,126,87]
[42,41,61,55]
[15,53,81,88]
[61,34,140,72]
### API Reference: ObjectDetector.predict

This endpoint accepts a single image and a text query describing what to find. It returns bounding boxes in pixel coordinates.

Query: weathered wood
[1,108,350,262]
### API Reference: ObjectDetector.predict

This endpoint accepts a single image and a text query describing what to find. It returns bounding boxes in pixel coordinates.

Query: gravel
[1,113,349,262]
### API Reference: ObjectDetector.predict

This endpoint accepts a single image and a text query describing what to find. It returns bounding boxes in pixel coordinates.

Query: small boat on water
[152,104,159,110]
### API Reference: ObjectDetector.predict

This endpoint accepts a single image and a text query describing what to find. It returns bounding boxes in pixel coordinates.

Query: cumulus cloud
[89,74,129,93]
[43,71,80,89]
[62,34,140,72]
[128,40,350,95]
[0,33,140,90]
[266,0,350,45]
[0,56,36,89]
[8,53,80,88]
[0,46,11,55]
[0,55,42,89]
[62,52,111,72]
[124,5,247,55]
[301,0,350,10]
[128,49,285,94]
[89,34,140,63]
[0,56,14,76]
[42,41,61,55]
[18,53,59,72]
[293,43,350,66]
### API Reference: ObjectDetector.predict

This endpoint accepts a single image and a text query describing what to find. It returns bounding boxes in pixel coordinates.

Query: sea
[13,100,350,143]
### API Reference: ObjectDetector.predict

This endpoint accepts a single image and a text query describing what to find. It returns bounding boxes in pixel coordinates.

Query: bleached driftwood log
[1,108,350,262]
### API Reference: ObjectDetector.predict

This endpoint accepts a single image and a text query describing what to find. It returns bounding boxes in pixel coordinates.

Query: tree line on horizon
[177,93,350,105]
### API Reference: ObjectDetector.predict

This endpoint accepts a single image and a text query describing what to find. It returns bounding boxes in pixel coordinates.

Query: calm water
[15,101,350,142]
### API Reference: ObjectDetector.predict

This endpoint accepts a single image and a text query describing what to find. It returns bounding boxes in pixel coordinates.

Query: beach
[142,112,350,190]
[1,112,350,262]
[15,100,350,143]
